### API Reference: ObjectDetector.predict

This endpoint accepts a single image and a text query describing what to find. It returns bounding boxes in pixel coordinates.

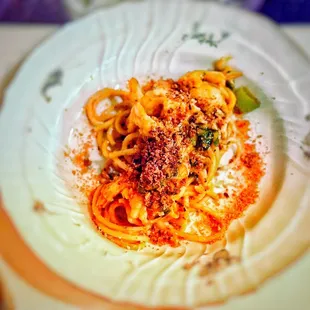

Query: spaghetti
[84,57,264,249]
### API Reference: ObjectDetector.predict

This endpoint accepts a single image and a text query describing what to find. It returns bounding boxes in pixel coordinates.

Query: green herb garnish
[213,131,220,146]
[235,86,261,113]
[197,128,214,150]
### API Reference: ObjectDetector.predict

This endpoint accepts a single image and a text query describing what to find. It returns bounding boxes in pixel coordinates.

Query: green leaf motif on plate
[182,22,230,47]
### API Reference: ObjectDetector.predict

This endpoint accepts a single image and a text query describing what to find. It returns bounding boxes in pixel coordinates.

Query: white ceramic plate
[1,0,310,309]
